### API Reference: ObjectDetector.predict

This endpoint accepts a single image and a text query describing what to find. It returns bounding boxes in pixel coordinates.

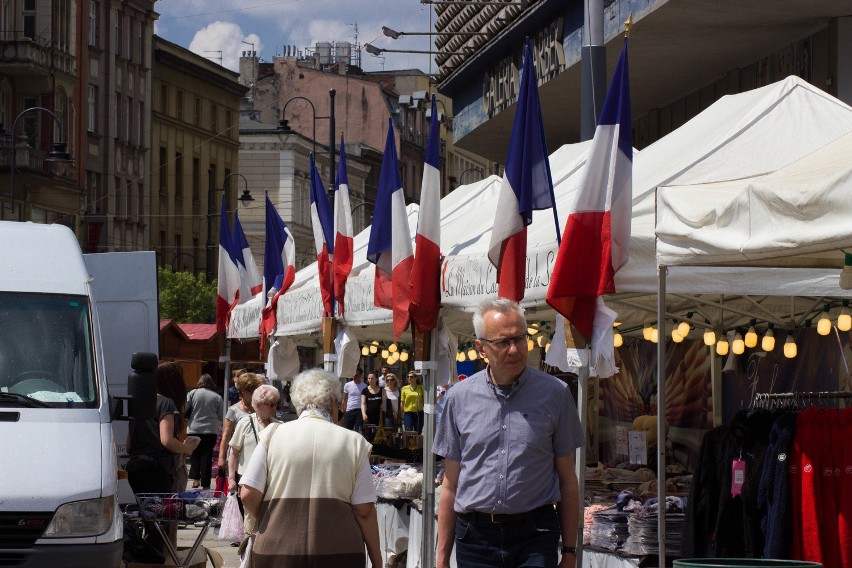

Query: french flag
[260,193,296,341]
[215,194,240,333]
[547,38,632,339]
[487,38,557,302]
[232,209,263,303]
[309,153,335,317]
[409,94,442,333]
[367,118,413,340]
[333,136,353,314]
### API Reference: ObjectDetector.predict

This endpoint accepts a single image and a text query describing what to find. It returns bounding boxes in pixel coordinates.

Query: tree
[158,267,216,323]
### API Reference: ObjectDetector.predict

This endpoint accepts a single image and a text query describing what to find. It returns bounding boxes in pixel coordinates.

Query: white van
[0,222,155,567]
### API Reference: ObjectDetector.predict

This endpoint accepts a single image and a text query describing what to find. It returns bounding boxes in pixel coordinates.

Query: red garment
[839,407,852,568]
[816,410,840,568]
[793,407,822,564]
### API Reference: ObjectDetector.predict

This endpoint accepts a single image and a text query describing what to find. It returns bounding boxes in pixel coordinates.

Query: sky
[154,0,440,75]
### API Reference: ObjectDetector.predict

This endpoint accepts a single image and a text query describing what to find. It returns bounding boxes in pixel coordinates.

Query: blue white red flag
[487,37,557,301]
[367,118,413,340]
[409,94,442,333]
[216,194,240,333]
[547,38,632,339]
[260,193,296,342]
[231,209,262,303]
[333,135,354,314]
[309,153,335,317]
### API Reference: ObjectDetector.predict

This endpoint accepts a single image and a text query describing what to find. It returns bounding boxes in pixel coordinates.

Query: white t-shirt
[343,380,366,411]
[241,443,377,505]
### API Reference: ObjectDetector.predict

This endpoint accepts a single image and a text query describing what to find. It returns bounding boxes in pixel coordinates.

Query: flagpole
[323,316,337,375]
[415,326,437,568]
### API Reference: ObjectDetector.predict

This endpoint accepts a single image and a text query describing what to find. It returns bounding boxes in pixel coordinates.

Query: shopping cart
[132,491,226,567]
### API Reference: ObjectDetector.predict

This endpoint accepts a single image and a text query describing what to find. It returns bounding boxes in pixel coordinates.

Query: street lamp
[172,252,197,273]
[280,89,337,189]
[205,170,254,282]
[459,166,484,185]
[364,43,469,56]
[381,26,489,39]
[2,106,73,221]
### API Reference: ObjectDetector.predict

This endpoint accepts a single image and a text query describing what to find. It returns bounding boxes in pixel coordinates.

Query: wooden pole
[322,316,338,374]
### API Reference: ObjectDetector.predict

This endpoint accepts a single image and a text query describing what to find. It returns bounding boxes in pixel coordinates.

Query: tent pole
[574,354,589,568]
[656,264,668,562]
[322,316,337,374]
[416,328,438,568]
[222,338,232,419]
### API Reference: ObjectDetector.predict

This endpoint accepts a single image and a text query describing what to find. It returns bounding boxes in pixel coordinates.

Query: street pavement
[175,521,240,568]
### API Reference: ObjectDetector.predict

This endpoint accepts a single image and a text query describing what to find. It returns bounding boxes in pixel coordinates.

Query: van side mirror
[127,352,157,420]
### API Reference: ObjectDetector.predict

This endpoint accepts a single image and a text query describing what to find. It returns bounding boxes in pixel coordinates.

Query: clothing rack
[754,391,852,400]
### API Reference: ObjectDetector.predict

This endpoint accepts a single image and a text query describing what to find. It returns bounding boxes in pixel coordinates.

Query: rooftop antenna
[350,21,360,68]
[204,50,223,65]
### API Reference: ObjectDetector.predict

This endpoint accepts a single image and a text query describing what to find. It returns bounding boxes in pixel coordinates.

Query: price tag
[628,431,647,465]
[731,459,746,497]
[615,426,628,456]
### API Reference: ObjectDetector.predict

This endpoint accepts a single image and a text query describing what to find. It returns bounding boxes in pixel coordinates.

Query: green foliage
[158,267,216,323]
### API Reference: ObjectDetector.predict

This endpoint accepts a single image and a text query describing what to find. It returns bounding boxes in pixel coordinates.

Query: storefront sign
[482,17,565,118]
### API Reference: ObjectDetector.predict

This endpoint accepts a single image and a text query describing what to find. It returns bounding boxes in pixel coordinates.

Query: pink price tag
[731,459,746,497]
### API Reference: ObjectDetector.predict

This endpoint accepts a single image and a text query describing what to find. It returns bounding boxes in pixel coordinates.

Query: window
[1,0,10,41]
[126,96,132,141]
[137,21,144,65]
[225,109,233,137]
[54,89,68,144]
[194,97,201,126]
[115,177,125,217]
[159,231,167,266]
[174,234,182,266]
[160,84,168,114]
[210,103,217,132]
[174,153,183,198]
[23,0,35,39]
[0,81,9,129]
[158,147,167,195]
[192,158,200,203]
[21,96,37,146]
[176,91,183,121]
[87,86,97,132]
[114,97,121,139]
[87,170,104,214]
[137,102,143,146]
[294,178,309,226]
[115,11,122,56]
[88,1,99,47]
[126,15,132,61]
[138,183,144,222]
[57,0,70,51]
[127,182,135,219]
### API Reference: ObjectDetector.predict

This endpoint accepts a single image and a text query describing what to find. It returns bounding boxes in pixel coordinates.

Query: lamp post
[205,170,254,282]
[172,252,197,273]
[459,166,484,185]
[280,89,336,189]
[364,44,468,56]
[2,106,73,221]
[381,26,489,39]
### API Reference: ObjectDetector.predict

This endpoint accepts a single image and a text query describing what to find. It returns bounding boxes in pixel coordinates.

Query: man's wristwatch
[561,546,577,555]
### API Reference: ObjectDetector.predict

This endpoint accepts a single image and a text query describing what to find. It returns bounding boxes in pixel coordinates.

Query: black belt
[460,504,555,524]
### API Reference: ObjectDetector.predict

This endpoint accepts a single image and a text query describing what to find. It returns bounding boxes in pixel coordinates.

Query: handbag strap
[248,415,258,442]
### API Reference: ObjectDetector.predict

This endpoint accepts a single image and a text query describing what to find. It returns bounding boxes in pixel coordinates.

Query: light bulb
[716,338,729,356]
[817,311,832,336]
[839,308,852,332]
[672,330,684,343]
[388,353,399,364]
[371,340,379,346]
[784,336,797,358]
[732,333,745,355]
[677,321,690,338]
[545,342,551,352]
[703,329,716,346]
[400,351,409,362]
[643,324,652,341]
[361,346,369,356]
[744,326,758,348]
[527,338,534,351]
[614,333,623,348]
[467,348,477,361]
[455,352,463,362]
[650,328,659,343]
[369,344,378,354]
[389,343,398,353]
[381,349,389,359]
[483,356,489,364]
[537,335,547,347]
[527,326,539,336]
[762,329,775,352]
[458,351,467,362]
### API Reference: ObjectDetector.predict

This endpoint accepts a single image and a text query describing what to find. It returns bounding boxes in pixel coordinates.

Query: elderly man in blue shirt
[434,297,584,568]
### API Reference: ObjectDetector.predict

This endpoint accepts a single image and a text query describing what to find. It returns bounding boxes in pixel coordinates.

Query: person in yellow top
[400,372,425,433]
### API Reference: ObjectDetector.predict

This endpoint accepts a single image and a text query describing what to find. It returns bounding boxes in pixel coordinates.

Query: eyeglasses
[478,334,528,351]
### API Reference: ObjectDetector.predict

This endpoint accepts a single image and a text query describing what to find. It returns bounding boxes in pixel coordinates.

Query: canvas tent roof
[229,76,852,342]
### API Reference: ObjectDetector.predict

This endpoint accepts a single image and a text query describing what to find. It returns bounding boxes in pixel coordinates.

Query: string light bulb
[817,309,832,336]
[361,346,369,356]
[381,349,389,359]
[650,327,659,344]
[784,335,797,358]
[643,324,652,341]
[672,329,684,343]
[458,351,467,362]
[614,333,623,348]
[732,332,745,355]
[744,325,758,348]
[545,341,551,352]
[389,343,398,353]
[527,338,535,351]
[369,342,378,354]
[677,321,691,338]
[467,348,478,361]
[537,334,547,347]
[762,328,775,352]
[716,337,729,356]
[838,306,852,332]
[400,351,409,362]
[703,329,716,346]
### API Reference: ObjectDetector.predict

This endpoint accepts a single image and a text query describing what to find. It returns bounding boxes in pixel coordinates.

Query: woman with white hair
[239,369,382,567]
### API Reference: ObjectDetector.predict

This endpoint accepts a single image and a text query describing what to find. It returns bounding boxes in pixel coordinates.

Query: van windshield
[0,293,97,408]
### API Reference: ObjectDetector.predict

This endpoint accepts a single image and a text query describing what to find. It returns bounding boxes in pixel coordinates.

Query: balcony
[0,140,77,182]
[0,33,76,79]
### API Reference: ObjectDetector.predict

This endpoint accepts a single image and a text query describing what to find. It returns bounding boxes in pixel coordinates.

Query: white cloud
[188,21,263,72]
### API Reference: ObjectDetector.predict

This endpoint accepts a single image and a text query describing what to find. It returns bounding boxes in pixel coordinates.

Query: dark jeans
[343,408,363,431]
[187,433,217,488]
[403,411,424,433]
[455,508,560,568]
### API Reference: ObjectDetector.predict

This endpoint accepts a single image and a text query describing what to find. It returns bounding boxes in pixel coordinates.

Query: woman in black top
[360,373,384,438]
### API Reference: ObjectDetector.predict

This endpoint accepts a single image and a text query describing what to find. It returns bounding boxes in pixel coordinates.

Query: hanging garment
[756,411,797,559]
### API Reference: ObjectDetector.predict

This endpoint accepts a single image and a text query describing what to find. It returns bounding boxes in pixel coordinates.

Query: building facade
[434,0,852,160]
[151,36,246,276]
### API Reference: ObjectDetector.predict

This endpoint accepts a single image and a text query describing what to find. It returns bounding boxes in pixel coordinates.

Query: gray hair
[197,373,215,390]
[290,368,342,415]
[252,384,280,407]
[472,297,527,338]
